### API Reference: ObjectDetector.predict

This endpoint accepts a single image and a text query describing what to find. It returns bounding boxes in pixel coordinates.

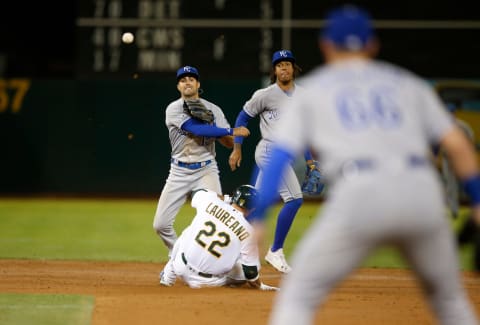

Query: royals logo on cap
[176,66,200,81]
[272,50,296,66]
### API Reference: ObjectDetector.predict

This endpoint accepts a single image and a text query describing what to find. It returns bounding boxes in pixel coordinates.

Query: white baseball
[122,32,134,44]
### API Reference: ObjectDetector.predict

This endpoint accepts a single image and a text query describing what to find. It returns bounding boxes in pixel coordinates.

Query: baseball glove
[183,99,214,124]
[301,161,326,196]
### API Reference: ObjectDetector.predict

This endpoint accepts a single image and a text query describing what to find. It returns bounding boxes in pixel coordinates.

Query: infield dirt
[0,260,479,324]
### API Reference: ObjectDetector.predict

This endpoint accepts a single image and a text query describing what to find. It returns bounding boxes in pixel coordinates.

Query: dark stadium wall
[0,79,261,196]
[1,78,479,196]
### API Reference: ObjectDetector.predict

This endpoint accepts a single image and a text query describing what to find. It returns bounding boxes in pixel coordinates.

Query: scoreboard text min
[75,0,302,79]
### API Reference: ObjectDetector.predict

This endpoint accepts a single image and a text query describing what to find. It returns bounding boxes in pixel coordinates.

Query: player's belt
[181,253,214,278]
[341,155,429,176]
[171,159,212,170]
[352,155,428,169]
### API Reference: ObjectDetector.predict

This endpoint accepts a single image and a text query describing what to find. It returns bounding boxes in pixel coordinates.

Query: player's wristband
[227,128,233,136]
[234,136,244,144]
[233,110,251,144]
[463,174,480,206]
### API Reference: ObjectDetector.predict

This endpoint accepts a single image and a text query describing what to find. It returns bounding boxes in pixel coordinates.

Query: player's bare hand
[259,282,280,291]
[233,126,250,137]
[247,278,279,291]
[229,147,242,171]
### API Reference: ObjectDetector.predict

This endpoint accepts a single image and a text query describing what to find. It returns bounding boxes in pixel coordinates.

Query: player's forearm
[182,119,233,137]
[441,127,479,179]
[441,127,480,224]
[218,135,234,148]
[234,109,252,144]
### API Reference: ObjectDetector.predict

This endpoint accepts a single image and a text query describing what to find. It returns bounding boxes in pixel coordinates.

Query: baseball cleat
[265,248,292,273]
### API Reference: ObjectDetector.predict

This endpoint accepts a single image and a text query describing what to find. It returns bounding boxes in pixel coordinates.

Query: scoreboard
[75,0,315,79]
[76,0,480,79]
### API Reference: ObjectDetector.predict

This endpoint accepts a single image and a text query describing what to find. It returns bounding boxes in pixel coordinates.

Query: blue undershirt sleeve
[304,149,313,162]
[234,110,253,144]
[182,118,233,137]
[463,174,480,206]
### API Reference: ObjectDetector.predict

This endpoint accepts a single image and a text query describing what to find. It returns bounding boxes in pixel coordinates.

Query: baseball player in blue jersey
[153,66,250,256]
[229,50,322,273]
[254,5,480,325]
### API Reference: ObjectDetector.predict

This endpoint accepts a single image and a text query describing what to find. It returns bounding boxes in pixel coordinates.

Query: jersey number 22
[195,221,231,258]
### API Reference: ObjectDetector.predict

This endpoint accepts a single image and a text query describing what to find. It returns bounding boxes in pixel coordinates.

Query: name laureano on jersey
[205,202,250,241]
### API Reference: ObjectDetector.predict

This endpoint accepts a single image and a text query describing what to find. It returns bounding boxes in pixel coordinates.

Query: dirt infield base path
[0,260,479,325]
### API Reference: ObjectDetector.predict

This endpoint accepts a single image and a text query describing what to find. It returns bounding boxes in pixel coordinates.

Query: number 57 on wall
[0,79,31,114]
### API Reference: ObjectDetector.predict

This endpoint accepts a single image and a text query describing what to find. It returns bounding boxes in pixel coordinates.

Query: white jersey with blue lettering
[268,58,478,325]
[166,97,231,163]
[153,97,231,252]
[244,83,306,143]
[244,83,306,201]
[277,59,454,181]
[163,189,260,288]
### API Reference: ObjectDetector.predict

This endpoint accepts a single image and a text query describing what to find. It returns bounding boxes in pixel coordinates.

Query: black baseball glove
[183,99,214,124]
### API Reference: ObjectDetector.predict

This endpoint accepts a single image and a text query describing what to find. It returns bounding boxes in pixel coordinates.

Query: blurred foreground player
[254,5,480,325]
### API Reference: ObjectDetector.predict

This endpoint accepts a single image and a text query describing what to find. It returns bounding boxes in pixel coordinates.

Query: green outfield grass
[0,198,476,324]
[0,294,94,325]
[0,197,475,269]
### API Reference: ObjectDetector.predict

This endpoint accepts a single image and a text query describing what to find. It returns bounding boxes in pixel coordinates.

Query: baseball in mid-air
[122,32,135,44]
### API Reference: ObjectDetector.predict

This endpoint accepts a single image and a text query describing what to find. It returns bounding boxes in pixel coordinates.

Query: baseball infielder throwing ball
[254,5,479,325]
[153,66,250,255]
[160,185,278,291]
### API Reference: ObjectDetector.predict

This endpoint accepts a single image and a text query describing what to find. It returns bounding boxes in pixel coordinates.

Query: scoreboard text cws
[76,0,277,79]
[77,1,480,79]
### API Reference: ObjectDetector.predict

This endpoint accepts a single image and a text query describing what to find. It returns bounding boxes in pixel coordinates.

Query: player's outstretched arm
[182,119,237,138]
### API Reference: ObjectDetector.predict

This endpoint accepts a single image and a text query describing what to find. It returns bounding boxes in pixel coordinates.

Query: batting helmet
[231,185,258,210]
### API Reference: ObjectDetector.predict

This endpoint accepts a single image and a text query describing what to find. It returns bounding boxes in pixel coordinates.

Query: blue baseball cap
[176,66,199,81]
[272,50,296,66]
[321,5,375,51]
